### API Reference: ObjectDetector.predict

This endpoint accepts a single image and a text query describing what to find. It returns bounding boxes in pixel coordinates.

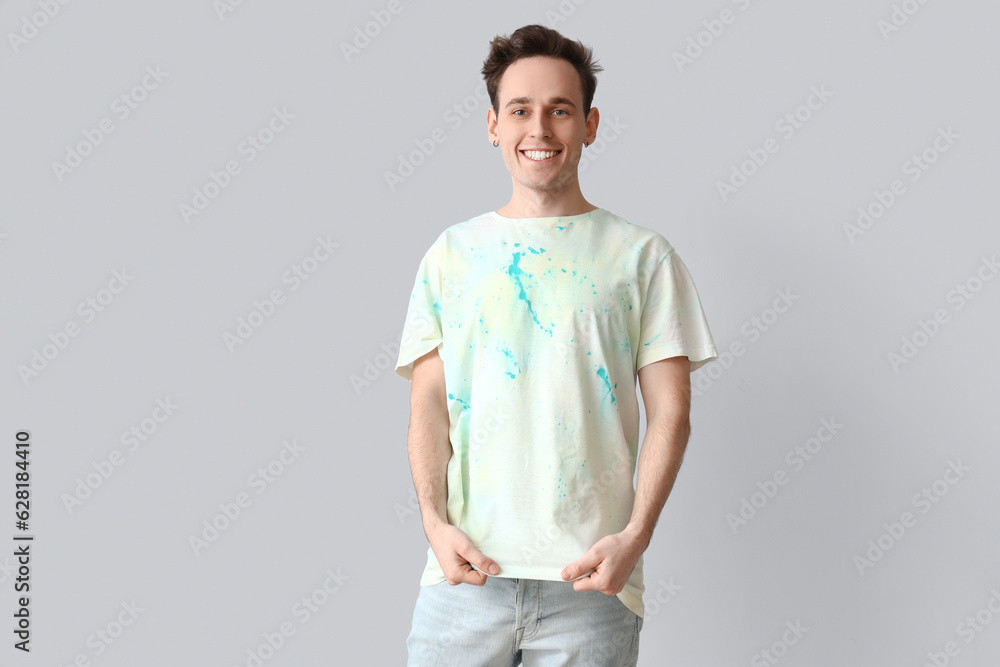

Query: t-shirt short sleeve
[636,249,718,373]
[394,237,445,382]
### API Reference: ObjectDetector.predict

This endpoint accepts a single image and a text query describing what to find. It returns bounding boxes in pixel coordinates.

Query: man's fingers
[476,559,499,575]
[446,561,488,586]
[462,546,500,575]
[461,566,489,586]
[434,528,499,586]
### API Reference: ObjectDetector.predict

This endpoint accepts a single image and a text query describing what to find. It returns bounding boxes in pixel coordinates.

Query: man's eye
[512,109,568,116]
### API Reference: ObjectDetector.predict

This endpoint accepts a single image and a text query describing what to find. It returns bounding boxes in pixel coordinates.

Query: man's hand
[426,522,500,586]
[560,528,646,595]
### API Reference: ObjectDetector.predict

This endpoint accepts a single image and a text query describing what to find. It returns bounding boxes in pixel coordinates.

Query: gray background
[2,0,999,665]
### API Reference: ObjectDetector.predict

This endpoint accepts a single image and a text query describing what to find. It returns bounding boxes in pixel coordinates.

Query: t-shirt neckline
[490,207,604,223]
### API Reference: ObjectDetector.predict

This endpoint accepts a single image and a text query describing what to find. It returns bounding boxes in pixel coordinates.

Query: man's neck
[496,194,598,219]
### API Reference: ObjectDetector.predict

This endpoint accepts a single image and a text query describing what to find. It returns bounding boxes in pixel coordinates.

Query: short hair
[481,24,603,121]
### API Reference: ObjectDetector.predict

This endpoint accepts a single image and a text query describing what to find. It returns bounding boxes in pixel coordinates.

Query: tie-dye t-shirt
[394,207,718,618]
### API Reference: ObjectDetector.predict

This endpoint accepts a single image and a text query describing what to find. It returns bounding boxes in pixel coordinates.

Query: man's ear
[487,106,498,143]
[585,106,600,145]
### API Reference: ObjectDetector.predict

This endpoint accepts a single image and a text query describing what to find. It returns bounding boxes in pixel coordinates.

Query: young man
[395,24,718,666]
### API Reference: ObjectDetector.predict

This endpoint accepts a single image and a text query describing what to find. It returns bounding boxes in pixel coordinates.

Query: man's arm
[624,355,692,550]
[408,348,500,585]
[408,348,451,534]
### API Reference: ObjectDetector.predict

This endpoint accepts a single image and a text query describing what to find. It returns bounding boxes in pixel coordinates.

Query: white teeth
[523,150,559,160]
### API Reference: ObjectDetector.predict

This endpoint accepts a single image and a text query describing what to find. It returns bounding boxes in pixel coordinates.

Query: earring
[493,140,499,147]
[584,141,589,148]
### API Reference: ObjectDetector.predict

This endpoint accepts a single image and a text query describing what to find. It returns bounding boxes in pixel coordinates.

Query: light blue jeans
[406,577,643,666]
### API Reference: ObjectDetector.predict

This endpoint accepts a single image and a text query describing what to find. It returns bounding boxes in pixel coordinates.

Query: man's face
[489,55,597,195]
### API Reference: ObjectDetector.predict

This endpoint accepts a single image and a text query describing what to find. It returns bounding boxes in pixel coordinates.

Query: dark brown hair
[481,24,603,120]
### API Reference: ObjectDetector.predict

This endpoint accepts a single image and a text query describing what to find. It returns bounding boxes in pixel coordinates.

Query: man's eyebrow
[504,96,578,109]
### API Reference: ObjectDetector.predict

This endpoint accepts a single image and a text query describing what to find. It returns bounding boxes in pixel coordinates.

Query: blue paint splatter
[643,333,661,347]
[500,343,521,379]
[507,251,553,336]
[447,393,470,410]
[595,368,617,405]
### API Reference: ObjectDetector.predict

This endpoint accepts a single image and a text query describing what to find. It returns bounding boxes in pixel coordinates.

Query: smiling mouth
[521,150,562,162]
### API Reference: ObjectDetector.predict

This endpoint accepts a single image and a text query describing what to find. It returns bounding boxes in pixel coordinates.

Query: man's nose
[528,111,552,137]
